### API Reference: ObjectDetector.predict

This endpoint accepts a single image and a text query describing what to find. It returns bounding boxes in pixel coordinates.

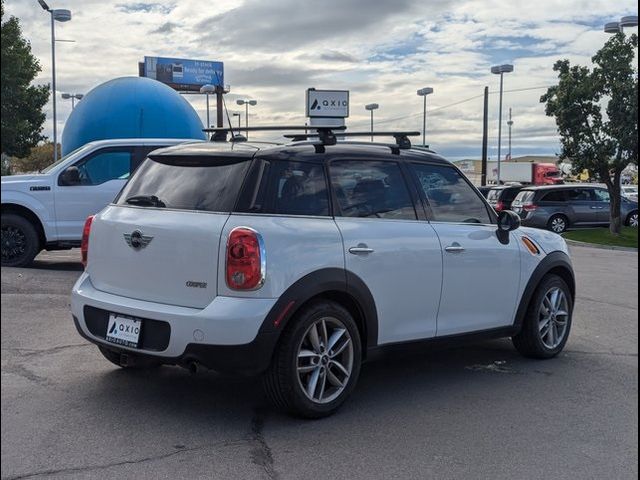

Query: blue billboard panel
[143,56,224,91]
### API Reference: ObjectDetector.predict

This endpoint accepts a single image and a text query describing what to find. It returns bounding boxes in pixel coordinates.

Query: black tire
[1,213,41,267]
[98,346,162,369]
[512,274,573,359]
[626,211,638,228]
[262,300,362,419]
[547,214,569,234]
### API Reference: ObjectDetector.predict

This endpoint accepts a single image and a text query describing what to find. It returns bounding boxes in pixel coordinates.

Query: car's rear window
[116,156,250,212]
[487,189,501,201]
[514,190,536,204]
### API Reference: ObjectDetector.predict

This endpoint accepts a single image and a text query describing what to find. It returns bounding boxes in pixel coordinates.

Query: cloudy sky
[4,0,638,159]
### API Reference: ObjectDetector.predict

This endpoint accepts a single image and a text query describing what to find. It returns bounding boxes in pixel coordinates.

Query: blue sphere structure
[61,77,206,155]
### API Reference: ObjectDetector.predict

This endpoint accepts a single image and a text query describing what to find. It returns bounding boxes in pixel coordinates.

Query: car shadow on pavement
[77,338,557,428]
[28,259,84,272]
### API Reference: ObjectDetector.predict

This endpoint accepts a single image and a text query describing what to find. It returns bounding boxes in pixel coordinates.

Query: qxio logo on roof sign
[306,89,350,118]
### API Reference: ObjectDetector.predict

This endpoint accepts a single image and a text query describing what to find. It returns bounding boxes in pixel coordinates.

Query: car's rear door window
[566,188,595,201]
[541,191,567,202]
[329,160,417,220]
[236,160,330,216]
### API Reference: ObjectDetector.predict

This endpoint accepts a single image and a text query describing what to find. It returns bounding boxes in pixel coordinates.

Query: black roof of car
[149,140,452,166]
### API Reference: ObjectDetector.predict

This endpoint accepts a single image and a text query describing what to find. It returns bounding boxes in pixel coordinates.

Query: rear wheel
[547,214,569,234]
[98,346,162,369]
[626,211,638,228]
[263,301,362,418]
[1,214,41,267]
[512,274,573,359]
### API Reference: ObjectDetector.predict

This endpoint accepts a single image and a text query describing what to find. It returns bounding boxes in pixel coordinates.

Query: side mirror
[497,210,521,232]
[60,166,81,186]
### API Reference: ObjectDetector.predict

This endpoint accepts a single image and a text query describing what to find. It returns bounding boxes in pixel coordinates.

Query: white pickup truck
[1,138,197,267]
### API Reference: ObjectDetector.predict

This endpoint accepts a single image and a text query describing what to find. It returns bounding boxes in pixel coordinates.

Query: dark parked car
[477,186,493,198]
[486,185,524,212]
[511,184,639,233]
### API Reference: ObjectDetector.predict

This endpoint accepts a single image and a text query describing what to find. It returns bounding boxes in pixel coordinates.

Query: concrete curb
[564,238,638,252]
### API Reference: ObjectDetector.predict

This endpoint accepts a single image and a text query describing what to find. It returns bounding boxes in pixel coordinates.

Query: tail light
[80,215,94,268]
[226,227,265,290]
[523,203,538,212]
[495,201,505,212]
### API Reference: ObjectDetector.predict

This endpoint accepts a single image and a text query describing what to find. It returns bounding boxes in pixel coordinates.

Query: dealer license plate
[106,314,142,348]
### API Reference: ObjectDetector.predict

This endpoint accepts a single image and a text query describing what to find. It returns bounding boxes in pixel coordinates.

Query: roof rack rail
[283,131,420,150]
[203,125,346,145]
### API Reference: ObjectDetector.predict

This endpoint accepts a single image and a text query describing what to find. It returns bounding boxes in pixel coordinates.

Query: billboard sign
[143,56,224,92]
[306,89,349,118]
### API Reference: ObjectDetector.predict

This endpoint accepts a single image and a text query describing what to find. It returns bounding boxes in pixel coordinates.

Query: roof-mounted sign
[306,89,349,118]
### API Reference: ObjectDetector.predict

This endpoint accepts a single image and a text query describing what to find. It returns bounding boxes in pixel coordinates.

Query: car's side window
[541,191,567,202]
[72,149,133,186]
[566,189,594,201]
[329,160,417,220]
[236,160,330,216]
[411,163,492,224]
[594,189,610,202]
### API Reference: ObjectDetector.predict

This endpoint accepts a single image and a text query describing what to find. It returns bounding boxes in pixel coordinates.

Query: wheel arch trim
[513,251,575,332]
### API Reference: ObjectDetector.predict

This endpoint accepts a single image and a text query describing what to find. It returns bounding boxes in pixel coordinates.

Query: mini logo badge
[124,230,153,250]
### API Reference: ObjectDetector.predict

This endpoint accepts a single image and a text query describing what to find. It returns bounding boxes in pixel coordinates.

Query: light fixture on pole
[416,87,434,148]
[61,92,83,110]
[199,84,216,128]
[38,0,72,163]
[364,103,379,142]
[604,15,638,34]
[236,99,257,139]
[232,113,241,130]
[507,108,513,161]
[490,64,514,185]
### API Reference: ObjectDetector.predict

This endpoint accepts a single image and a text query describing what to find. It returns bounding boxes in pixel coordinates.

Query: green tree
[1,0,50,158]
[541,33,638,234]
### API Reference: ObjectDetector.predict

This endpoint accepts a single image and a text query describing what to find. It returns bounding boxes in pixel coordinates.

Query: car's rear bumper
[71,272,279,375]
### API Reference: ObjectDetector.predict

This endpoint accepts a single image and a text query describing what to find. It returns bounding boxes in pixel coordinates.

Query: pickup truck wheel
[263,301,362,418]
[1,214,41,267]
[98,346,162,369]
[512,274,573,359]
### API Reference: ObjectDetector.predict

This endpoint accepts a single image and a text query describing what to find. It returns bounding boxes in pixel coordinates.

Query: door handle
[349,245,374,255]
[445,243,466,253]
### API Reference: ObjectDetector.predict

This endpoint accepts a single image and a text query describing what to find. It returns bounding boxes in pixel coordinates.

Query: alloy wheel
[1,225,27,263]
[630,213,639,228]
[296,316,354,404]
[538,287,570,349]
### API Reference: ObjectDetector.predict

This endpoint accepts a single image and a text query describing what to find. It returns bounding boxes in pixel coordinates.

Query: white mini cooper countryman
[72,130,575,418]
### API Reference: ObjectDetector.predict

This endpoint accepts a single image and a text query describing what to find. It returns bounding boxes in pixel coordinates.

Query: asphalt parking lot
[1,246,637,480]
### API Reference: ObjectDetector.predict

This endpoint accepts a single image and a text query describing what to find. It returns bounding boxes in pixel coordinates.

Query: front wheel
[626,211,638,228]
[512,274,573,359]
[262,301,362,418]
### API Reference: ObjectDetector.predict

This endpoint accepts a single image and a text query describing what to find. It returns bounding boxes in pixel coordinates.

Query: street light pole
[236,99,257,139]
[199,84,216,128]
[62,93,83,110]
[38,1,71,163]
[416,87,434,148]
[507,108,513,160]
[364,103,379,142]
[491,64,514,185]
[604,15,638,34]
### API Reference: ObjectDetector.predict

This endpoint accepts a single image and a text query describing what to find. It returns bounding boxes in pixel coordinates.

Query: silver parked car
[512,185,639,233]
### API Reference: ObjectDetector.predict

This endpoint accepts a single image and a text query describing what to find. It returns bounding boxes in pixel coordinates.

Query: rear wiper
[125,195,166,208]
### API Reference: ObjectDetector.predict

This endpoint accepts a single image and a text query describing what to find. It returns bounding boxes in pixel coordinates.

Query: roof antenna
[213,72,244,142]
